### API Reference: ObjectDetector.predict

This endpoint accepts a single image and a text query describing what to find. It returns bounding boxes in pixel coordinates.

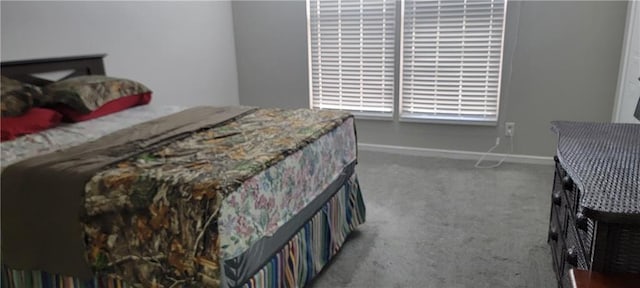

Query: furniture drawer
[552,200,569,240]
[555,224,589,288]
[549,227,564,282]
[549,204,566,282]
[558,232,589,288]
[555,162,579,215]
[565,223,589,271]
[570,211,594,261]
[549,198,567,240]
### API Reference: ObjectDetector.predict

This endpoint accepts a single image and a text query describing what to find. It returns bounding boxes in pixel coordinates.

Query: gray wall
[232,1,310,109]
[233,0,627,157]
[2,1,239,107]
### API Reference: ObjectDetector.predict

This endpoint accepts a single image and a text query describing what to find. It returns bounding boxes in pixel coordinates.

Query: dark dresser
[548,121,640,287]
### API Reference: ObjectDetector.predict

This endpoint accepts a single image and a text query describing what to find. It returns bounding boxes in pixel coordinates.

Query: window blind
[401,0,506,122]
[308,0,396,115]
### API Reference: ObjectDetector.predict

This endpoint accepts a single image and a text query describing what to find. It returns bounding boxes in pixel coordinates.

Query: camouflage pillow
[1,76,41,117]
[44,76,152,114]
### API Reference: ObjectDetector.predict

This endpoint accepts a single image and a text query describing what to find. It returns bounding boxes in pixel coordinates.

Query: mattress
[1,105,361,287]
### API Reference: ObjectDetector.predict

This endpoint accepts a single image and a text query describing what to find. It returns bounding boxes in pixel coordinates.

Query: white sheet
[1,105,186,169]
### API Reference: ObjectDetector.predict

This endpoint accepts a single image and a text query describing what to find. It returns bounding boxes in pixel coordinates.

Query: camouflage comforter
[81,108,353,287]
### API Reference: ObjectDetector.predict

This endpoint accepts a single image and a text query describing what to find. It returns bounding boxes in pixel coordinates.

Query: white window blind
[401,0,507,123]
[308,0,396,116]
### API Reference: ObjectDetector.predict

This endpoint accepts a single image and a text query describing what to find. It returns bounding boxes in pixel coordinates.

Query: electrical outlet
[505,122,515,137]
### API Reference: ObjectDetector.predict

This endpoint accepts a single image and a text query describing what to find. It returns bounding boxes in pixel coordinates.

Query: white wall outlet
[505,122,515,137]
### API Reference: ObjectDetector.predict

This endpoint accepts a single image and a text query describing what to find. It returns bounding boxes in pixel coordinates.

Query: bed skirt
[1,175,365,288]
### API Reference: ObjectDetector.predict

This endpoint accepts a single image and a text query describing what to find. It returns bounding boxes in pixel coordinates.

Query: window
[401,0,506,122]
[308,0,507,124]
[307,0,397,116]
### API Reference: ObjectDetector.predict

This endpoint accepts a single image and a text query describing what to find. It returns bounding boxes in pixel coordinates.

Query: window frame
[306,0,509,126]
[306,0,397,118]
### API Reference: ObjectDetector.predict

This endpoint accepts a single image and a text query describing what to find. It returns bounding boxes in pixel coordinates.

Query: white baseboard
[358,143,553,165]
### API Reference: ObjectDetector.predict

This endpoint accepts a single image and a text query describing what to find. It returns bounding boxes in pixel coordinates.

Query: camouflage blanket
[81,108,353,287]
[2,106,254,280]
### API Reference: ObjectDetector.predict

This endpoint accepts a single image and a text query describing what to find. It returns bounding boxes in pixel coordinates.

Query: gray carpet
[311,151,557,288]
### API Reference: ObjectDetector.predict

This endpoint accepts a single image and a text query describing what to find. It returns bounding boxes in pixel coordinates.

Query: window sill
[351,112,393,121]
[399,115,498,126]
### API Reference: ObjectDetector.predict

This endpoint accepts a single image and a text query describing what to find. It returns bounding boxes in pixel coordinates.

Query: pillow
[43,75,152,114]
[1,108,63,141]
[56,92,152,122]
[1,76,41,117]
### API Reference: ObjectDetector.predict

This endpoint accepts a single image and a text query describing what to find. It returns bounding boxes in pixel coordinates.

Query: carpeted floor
[311,150,557,288]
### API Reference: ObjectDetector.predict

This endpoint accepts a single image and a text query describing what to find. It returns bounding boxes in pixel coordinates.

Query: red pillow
[1,108,63,141]
[56,92,152,122]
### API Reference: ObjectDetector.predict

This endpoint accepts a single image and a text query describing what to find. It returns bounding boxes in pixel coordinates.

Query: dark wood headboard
[1,54,107,86]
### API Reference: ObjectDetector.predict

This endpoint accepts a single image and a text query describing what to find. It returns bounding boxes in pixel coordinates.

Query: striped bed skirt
[240,176,366,288]
[2,177,366,288]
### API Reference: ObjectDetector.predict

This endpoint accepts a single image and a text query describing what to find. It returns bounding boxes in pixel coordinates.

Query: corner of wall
[230,0,244,106]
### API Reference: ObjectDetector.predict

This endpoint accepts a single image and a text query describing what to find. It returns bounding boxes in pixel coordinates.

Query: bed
[0,55,366,288]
